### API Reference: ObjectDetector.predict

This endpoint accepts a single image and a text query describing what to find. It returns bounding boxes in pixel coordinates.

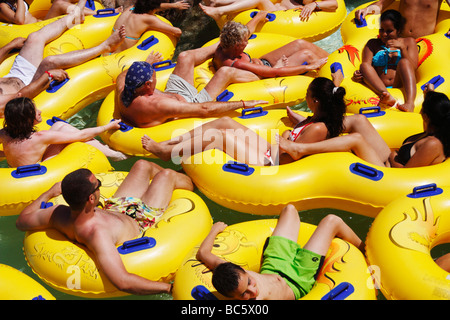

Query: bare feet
[199,3,221,20]
[141,135,172,161]
[275,133,304,160]
[103,25,126,53]
[378,91,397,108]
[273,55,289,68]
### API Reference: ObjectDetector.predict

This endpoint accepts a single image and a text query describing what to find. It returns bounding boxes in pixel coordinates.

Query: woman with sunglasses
[0,97,127,167]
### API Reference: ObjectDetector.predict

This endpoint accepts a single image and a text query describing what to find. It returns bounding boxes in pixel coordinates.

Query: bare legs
[32,25,126,81]
[200,0,279,21]
[112,159,194,209]
[141,117,271,165]
[260,39,329,68]
[273,204,365,255]
[276,113,390,166]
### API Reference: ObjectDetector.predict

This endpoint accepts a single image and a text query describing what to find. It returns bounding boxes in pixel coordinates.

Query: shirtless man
[355,0,450,38]
[115,47,267,128]
[196,204,365,300]
[0,7,126,116]
[16,159,194,295]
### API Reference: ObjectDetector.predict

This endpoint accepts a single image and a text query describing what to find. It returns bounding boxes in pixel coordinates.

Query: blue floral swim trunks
[105,196,165,233]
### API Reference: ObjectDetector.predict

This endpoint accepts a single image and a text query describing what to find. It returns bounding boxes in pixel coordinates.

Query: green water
[1,0,447,301]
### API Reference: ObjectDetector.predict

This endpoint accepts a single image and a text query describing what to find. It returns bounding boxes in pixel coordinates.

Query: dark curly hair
[211,262,245,298]
[3,97,37,140]
[303,77,346,138]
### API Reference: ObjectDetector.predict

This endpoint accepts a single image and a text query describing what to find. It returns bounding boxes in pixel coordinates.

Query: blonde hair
[219,21,250,50]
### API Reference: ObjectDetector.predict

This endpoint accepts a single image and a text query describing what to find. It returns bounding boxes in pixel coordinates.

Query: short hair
[211,262,245,298]
[3,97,36,140]
[220,21,250,50]
[61,168,95,211]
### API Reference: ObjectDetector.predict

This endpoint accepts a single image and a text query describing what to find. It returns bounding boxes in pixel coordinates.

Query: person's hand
[10,37,26,50]
[352,69,363,83]
[386,39,404,50]
[48,69,69,82]
[309,57,328,71]
[211,222,228,234]
[354,4,379,23]
[331,68,344,86]
[242,100,269,108]
[299,2,317,21]
[173,0,190,10]
[253,10,270,23]
[49,181,62,198]
[423,82,435,95]
[146,51,163,65]
[106,119,122,130]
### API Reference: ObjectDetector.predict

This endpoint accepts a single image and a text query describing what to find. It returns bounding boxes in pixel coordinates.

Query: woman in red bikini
[277,83,450,168]
[141,70,346,166]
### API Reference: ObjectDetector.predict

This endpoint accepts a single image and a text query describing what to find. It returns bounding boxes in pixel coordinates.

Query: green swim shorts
[260,236,323,299]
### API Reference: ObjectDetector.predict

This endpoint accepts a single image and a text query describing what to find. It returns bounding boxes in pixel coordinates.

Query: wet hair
[133,0,165,14]
[220,21,250,50]
[211,262,245,298]
[306,77,346,138]
[61,168,96,211]
[380,9,406,34]
[3,97,37,140]
[421,91,450,157]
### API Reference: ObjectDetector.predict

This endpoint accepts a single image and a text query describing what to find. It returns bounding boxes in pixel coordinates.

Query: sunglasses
[91,178,102,195]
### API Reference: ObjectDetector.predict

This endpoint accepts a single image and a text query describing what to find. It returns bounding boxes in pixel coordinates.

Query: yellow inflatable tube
[194,33,315,108]
[318,1,450,113]
[32,27,176,122]
[0,142,112,216]
[179,108,444,217]
[0,264,55,300]
[172,219,376,300]
[0,5,112,61]
[366,184,450,299]
[23,171,213,298]
[215,0,347,42]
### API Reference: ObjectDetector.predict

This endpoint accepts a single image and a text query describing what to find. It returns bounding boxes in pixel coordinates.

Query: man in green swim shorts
[197,204,365,300]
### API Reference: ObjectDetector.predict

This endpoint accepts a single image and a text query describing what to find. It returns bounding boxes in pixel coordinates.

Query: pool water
[0,0,447,301]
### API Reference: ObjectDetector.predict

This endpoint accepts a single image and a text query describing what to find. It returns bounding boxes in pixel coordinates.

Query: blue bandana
[121,61,154,107]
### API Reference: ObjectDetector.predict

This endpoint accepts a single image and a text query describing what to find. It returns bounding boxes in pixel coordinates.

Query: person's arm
[158,0,190,11]
[0,37,25,63]
[232,57,327,78]
[354,0,394,22]
[18,69,69,100]
[245,10,269,34]
[16,182,62,231]
[87,230,172,295]
[386,37,418,68]
[0,0,27,24]
[196,222,228,271]
[153,97,268,120]
[359,39,386,95]
[142,15,182,39]
[300,0,338,21]
[37,120,122,145]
